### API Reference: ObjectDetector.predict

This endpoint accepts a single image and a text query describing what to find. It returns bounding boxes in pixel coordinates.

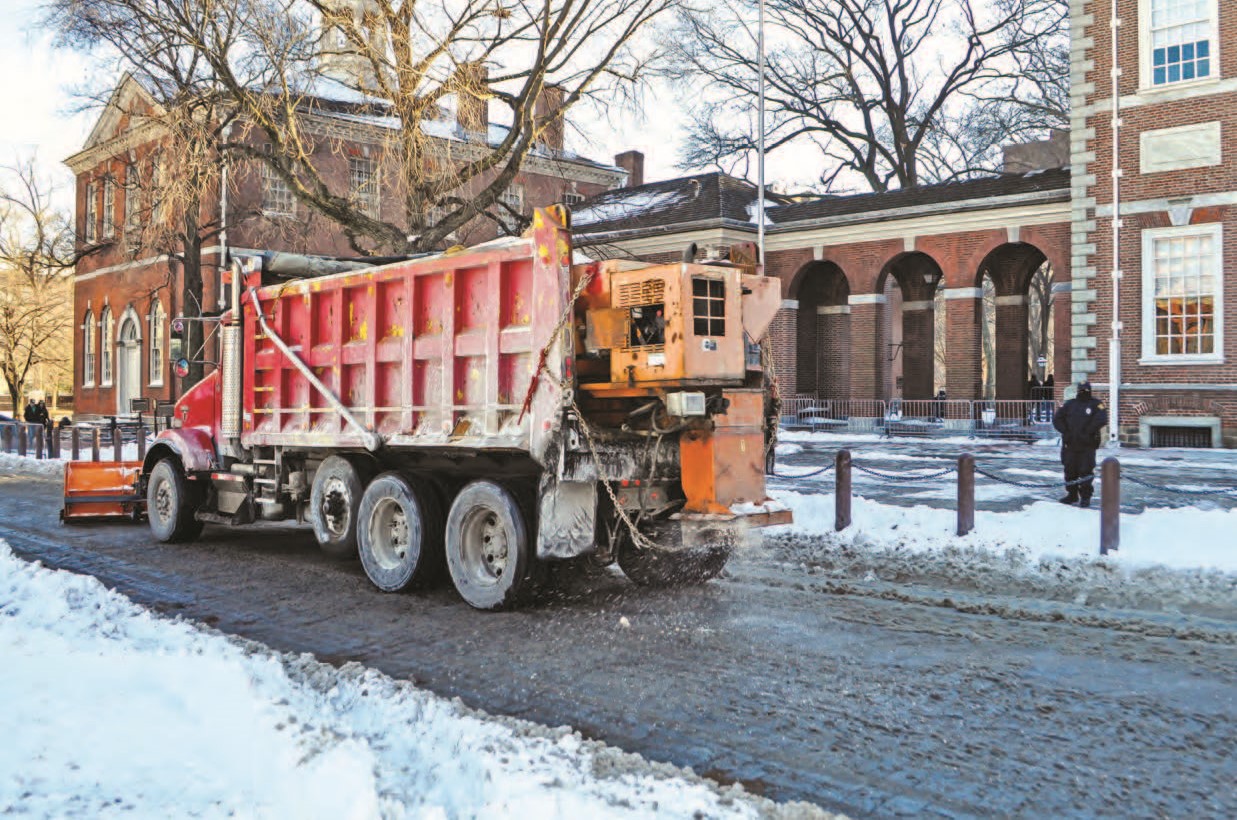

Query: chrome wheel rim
[459,507,508,587]
[368,497,410,570]
[154,477,173,524]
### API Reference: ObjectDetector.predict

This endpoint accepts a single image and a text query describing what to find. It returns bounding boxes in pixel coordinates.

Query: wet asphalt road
[3,472,1235,819]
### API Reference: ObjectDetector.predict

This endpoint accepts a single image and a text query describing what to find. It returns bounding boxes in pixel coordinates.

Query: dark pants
[1061,447,1097,501]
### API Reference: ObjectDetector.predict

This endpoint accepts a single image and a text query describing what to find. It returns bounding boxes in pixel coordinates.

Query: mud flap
[537,480,596,559]
[62,461,144,522]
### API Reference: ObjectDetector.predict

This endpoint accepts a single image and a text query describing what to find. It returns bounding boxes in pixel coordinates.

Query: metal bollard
[50,427,60,459]
[17,425,27,457]
[71,427,80,461]
[113,426,123,463]
[137,427,146,460]
[835,449,852,531]
[957,453,975,536]
[34,425,44,460]
[1,424,10,453]
[91,428,101,462]
[1100,457,1120,555]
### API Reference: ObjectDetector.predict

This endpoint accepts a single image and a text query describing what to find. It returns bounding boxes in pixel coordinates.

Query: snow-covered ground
[768,489,1237,573]
[0,542,820,819]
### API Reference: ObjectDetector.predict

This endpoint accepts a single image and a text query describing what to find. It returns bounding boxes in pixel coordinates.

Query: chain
[972,467,1094,490]
[518,267,596,422]
[851,463,956,482]
[1122,475,1237,497]
[773,463,834,479]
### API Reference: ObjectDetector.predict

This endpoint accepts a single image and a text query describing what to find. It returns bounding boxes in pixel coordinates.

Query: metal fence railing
[779,396,1060,441]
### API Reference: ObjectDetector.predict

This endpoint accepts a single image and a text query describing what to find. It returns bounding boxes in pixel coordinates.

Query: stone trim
[900,300,933,311]
[848,294,887,305]
[995,294,1029,306]
[944,287,983,300]
[1096,189,1237,217]
[1051,281,1073,294]
[816,304,851,315]
[1138,415,1222,448]
[781,299,799,309]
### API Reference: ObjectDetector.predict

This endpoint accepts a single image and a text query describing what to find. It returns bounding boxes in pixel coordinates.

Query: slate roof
[572,167,1071,240]
[571,173,792,234]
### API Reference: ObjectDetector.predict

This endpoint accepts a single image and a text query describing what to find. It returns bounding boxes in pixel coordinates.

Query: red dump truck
[72,207,789,609]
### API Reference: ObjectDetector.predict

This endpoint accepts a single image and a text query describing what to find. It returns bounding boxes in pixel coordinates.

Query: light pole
[756,0,766,268]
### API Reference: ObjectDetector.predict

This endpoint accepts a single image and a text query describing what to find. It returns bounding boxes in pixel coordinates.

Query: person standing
[1052,380,1108,507]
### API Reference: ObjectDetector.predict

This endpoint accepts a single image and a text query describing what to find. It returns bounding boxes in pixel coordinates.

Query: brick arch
[975,242,1048,295]
[790,261,851,400]
[874,251,944,400]
[976,242,1052,400]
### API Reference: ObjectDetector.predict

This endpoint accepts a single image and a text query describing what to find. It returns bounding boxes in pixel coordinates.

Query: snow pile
[771,489,1237,573]
[0,451,65,476]
[0,543,809,819]
[573,191,685,227]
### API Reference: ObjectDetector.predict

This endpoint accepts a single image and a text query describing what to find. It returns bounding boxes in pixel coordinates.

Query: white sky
[0,0,808,211]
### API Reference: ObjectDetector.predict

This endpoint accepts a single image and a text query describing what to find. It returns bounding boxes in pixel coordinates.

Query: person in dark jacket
[1052,380,1109,507]
[23,399,39,424]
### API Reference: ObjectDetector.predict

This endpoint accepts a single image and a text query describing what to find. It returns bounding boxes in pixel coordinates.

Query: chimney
[615,150,644,188]
[1002,129,1070,173]
[534,84,565,152]
[455,61,489,137]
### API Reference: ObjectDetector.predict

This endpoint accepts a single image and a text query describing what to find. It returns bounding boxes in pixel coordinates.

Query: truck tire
[445,480,533,610]
[617,541,730,587]
[310,455,370,558]
[147,459,204,543]
[357,473,443,592]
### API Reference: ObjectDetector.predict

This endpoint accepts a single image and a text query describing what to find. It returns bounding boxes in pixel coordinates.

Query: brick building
[1071,0,1237,446]
[575,161,1073,408]
[66,76,625,419]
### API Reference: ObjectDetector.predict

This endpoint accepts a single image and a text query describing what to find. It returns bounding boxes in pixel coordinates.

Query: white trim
[148,299,166,388]
[1051,282,1073,294]
[75,246,224,282]
[1096,190,1237,217]
[1139,222,1224,365]
[1137,0,1220,93]
[995,294,1030,306]
[1139,121,1222,175]
[81,309,96,388]
[781,299,799,309]
[99,305,115,387]
[848,294,887,305]
[944,287,984,300]
[900,300,933,311]
[816,304,851,315]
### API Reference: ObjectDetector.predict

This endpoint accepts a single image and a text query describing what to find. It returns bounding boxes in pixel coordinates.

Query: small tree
[0,163,80,415]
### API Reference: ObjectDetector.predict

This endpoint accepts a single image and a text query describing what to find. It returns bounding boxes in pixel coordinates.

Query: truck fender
[142,428,218,476]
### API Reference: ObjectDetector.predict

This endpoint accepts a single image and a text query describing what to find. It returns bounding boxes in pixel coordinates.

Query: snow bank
[0,543,805,819]
[777,429,1020,446]
[771,489,1237,573]
[0,451,65,476]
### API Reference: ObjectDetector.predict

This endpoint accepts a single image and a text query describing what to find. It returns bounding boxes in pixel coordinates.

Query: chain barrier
[850,463,957,482]
[972,467,1096,490]
[772,463,835,479]
[1122,475,1237,497]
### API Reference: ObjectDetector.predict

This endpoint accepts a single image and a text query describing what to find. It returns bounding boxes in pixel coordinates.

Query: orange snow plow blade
[61,461,144,522]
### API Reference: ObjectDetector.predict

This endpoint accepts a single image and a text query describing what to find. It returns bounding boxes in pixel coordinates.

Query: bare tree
[0,163,80,415]
[1026,260,1053,380]
[663,0,1068,192]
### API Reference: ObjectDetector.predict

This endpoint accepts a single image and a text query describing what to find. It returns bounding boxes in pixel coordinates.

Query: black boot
[1058,495,1078,505]
[1079,498,1091,509]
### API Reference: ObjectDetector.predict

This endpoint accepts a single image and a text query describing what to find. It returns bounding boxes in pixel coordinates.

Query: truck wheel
[310,455,369,558]
[147,459,203,543]
[445,480,533,610]
[357,473,443,592]
[618,540,730,587]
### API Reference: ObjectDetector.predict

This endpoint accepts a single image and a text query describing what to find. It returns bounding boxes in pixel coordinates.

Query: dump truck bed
[241,213,572,461]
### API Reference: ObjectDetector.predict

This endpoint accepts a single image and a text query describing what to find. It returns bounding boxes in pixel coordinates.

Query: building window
[100,306,114,386]
[500,184,524,214]
[1141,223,1223,362]
[82,310,96,387]
[85,181,97,244]
[562,191,585,207]
[348,156,380,218]
[148,300,166,386]
[102,178,115,239]
[1146,0,1216,86]
[124,163,141,241]
[261,148,295,217]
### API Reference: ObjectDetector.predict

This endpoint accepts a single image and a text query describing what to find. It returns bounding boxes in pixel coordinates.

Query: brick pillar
[768,301,798,398]
[795,299,817,396]
[816,306,851,402]
[945,288,982,401]
[848,294,886,401]
[995,294,1030,400]
[901,301,934,400]
[1051,282,1071,395]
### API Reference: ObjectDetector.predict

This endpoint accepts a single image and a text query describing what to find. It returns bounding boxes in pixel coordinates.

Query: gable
[81,74,163,152]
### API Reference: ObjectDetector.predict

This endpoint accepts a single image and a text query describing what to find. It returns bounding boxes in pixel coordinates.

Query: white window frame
[562,191,585,207]
[1140,222,1224,365]
[1139,0,1220,91]
[124,163,141,241]
[348,155,380,219]
[84,181,97,244]
[100,306,114,387]
[261,145,295,218]
[148,300,166,387]
[102,177,115,239]
[82,310,96,388]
